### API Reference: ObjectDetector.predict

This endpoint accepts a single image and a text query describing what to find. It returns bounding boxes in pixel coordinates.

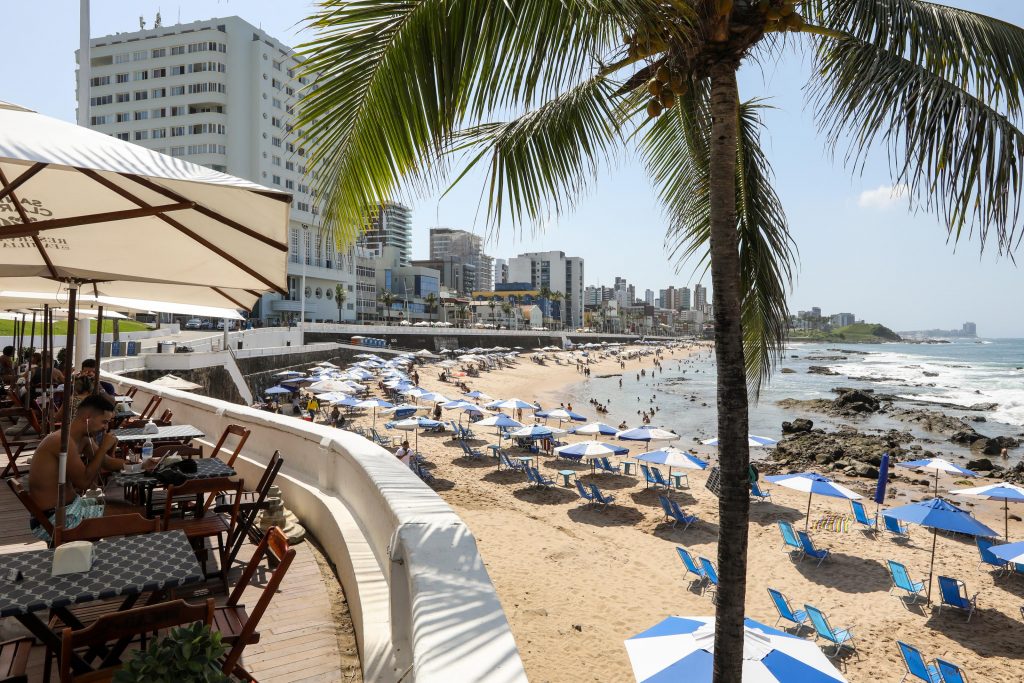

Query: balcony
[270,298,302,312]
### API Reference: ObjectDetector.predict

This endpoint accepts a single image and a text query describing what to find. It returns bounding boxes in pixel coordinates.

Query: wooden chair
[58,598,213,683]
[137,396,162,421]
[214,452,283,566]
[124,386,138,399]
[3,390,41,438]
[158,409,173,423]
[208,424,251,468]
[53,514,160,546]
[0,412,31,479]
[0,637,32,683]
[216,527,296,678]
[163,477,242,592]
[6,478,53,543]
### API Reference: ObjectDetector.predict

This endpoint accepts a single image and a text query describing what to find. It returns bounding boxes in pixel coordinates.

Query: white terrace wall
[110,375,527,683]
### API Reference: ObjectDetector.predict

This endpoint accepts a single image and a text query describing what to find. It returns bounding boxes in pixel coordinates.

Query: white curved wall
[111,376,527,683]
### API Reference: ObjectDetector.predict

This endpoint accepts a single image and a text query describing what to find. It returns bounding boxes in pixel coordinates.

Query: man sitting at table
[78,358,117,400]
[26,394,146,542]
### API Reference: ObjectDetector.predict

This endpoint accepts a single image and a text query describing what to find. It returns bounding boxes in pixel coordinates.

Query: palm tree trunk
[707,59,751,683]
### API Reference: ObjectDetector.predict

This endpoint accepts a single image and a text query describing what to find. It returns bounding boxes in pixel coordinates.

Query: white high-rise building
[77,15,357,323]
[694,284,708,311]
[644,289,655,306]
[358,201,413,266]
[506,251,584,328]
[429,227,493,292]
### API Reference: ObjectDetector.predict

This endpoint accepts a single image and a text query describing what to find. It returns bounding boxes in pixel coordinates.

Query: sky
[3,0,1023,336]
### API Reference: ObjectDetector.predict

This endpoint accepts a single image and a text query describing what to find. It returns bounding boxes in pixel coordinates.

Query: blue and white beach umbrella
[537,408,588,423]
[625,616,846,682]
[897,457,978,494]
[570,422,620,437]
[763,472,862,529]
[464,390,493,400]
[385,417,444,452]
[988,540,1024,565]
[487,398,537,411]
[950,482,1024,539]
[263,386,292,395]
[637,448,708,470]
[702,435,779,447]
[617,427,680,451]
[555,440,628,461]
[508,424,566,439]
[355,398,393,428]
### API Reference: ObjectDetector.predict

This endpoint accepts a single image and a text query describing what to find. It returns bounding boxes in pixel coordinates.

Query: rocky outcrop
[808,366,839,376]
[768,424,915,479]
[777,388,887,418]
[833,389,881,413]
[890,409,974,436]
[780,368,796,374]
[971,435,1020,455]
[781,418,814,434]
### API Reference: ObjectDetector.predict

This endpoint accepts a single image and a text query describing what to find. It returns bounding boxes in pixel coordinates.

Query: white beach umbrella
[148,374,203,391]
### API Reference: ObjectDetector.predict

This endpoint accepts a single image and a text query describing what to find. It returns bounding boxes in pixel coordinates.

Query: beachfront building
[470,283,555,328]
[429,228,494,293]
[493,258,509,286]
[506,251,584,328]
[358,201,413,266]
[372,246,442,322]
[77,15,359,324]
[694,283,708,312]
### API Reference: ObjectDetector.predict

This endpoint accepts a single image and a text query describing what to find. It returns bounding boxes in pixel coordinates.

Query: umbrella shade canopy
[554,441,629,458]
[763,473,862,499]
[0,283,255,314]
[702,434,779,447]
[508,425,566,439]
[263,386,292,395]
[464,391,492,400]
[539,408,588,422]
[417,392,451,404]
[884,498,998,537]
[988,541,1024,564]
[147,374,203,391]
[474,414,523,429]
[571,422,620,436]
[356,399,394,409]
[636,448,709,470]
[387,417,444,431]
[0,101,289,299]
[307,379,354,394]
[487,398,536,410]
[950,483,1024,537]
[625,616,846,683]
[383,403,429,414]
[617,427,680,442]
[874,453,891,505]
[897,457,978,478]
[274,370,306,378]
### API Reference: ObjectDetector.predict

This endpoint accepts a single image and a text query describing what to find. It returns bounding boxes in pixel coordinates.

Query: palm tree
[488,295,500,325]
[379,290,395,325]
[549,290,565,329]
[500,301,513,329]
[335,283,347,322]
[424,292,438,323]
[298,3,1024,677]
[536,286,553,326]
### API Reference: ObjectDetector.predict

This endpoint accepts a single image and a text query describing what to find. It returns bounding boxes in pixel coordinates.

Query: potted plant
[113,622,232,683]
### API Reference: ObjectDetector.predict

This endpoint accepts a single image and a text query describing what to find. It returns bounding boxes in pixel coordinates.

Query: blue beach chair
[936,576,978,621]
[529,467,555,489]
[651,467,673,489]
[804,604,856,657]
[599,457,621,474]
[850,500,877,534]
[668,499,698,530]
[698,557,719,602]
[897,641,941,683]
[976,537,1009,575]
[639,464,664,489]
[767,587,808,632]
[887,560,926,604]
[589,484,616,509]
[750,480,772,502]
[499,452,525,472]
[675,547,706,587]
[883,514,911,541]
[777,521,802,556]
[798,531,830,565]
[658,495,675,523]
[935,659,968,683]
[575,479,595,506]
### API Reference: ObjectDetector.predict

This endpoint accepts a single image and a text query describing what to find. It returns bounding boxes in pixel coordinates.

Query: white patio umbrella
[148,374,203,392]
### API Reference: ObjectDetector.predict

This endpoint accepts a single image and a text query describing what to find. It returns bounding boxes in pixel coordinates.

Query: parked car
[184,318,202,330]
[216,320,236,331]
[200,321,214,330]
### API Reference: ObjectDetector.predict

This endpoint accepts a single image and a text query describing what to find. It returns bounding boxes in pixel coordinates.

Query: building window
[115,73,129,84]
[171,65,185,76]
[296,202,310,212]
[272,156,281,166]
[271,116,282,127]
[271,137,282,148]
[133,70,148,81]
[285,179,294,190]
[151,67,166,78]
[152,128,167,139]
[272,98,282,109]
[170,86,185,96]
[170,126,186,137]
[133,110,148,121]
[90,95,113,106]
[133,90,148,101]
[131,50,147,61]
[169,146,185,156]
[298,183,308,194]
[272,60,282,71]
[170,105,186,116]
[114,52,130,64]
[315,288,323,299]
[272,175,281,186]
[115,132,130,141]
[134,130,149,141]
[151,107,166,118]
[170,45,185,56]
[285,86,295,96]
[115,112,130,123]
[115,92,130,103]
[151,88,166,98]
[89,75,110,87]
[285,161,294,171]
[89,115,108,125]
[151,47,166,58]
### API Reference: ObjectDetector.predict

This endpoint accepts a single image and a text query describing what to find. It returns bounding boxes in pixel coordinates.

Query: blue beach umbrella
[988,540,1024,565]
[702,434,779,447]
[949,482,1024,540]
[386,416,444,452]
[616,427,680,452]
[625,616,846,682]
[537,408,588,423]
[508,424,564,439]
[474,413,523,445]
[896,457,977,495]
[570,422,619,437]
[763,473,862,529]
[884,497,999,602]
[356,398,393,428]
[636,448,708,484]
[555,440,628,461]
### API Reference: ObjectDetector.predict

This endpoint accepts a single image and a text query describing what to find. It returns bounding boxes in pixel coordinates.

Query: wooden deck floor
[0,445,359,682]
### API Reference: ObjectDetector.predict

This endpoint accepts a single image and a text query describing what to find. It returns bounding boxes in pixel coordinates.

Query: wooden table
[111,458,236,517]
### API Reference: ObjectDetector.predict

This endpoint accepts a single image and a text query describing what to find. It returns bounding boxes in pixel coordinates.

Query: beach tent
[625,616,846,682]
[763,472,862,529]
[884,498,998,602]
[949,482,1024,540]
[897,457,978,495]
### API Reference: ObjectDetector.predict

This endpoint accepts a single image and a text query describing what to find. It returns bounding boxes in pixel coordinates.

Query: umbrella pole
[927,528,937,604]
[1006,499,1010,541]
[805,493,813,530]
[29,311,36,359]
[92,306,103,394]
[56,284,78,532]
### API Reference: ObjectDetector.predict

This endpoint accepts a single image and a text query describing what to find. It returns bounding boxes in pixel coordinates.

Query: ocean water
[560,338,1024,460]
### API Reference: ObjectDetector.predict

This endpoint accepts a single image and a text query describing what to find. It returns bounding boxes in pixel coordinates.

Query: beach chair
[797,531,830,565]
[934,659,968,683]
[850,500,877,534]
[698,557,719,602]
[599,457,622,474]
[639,464,664,490]
[414,462,434,483]
[459,440,485,460]
[651,467,673,489]
[675,547,706,587]
[589,484,616,509]
[897,641,941,683]
[767,587,808,632]
[575,479,595,506]
[750,480,772,502]
[658,495,675,523]
[669,499,698,531]
[804,604,856,657]
[777,521,803,556]
[976,537,1009,575]
[887,560,926,604]
[371,428,394,448]
[883,514,911,541]
[936,576,978,621]
[530,467,555,489]
[500,453,528,472]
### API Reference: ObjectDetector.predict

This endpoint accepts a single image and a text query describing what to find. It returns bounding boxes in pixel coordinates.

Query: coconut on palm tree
[298,2,1024,677]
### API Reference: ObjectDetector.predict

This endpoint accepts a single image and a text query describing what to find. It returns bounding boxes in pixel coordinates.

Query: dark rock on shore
[808,366,840,376]
[967,458,994,471]
[923,371,939,377]
[781,418,814,434]
[780,368,796,374]
[767,424,914,478]
[890,409,974,437]
[833,389,880,413]
[806,355,848,361]
[971,435,1020,455]
[777,388,888,418]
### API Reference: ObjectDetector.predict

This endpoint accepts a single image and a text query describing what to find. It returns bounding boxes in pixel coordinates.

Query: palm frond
[814,0,1024,119]
[643,88,795,397]
[810,33,1024,255]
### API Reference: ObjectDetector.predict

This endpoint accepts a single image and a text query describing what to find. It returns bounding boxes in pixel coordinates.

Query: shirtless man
[26,394,142,541]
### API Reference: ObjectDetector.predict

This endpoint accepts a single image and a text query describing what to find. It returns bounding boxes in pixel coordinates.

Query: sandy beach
[341,346,1023,682]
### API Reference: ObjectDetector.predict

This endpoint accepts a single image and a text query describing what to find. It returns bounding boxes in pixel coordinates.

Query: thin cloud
[858,184,909,210]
